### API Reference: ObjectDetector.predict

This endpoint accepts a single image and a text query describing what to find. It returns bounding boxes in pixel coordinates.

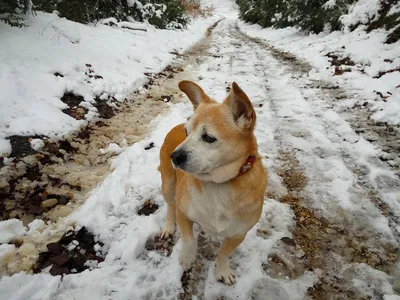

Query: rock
[75,107,87,119]
[4,200,15,210]
[41,198,58,208]
[71,255,86,271]
[21,214,35,227]
[47,243,62,254]
[18,243,39,258]
[49,253,70,265]
[0,178,9,189]
[47,174,61,180]
[58,196,69,205]
[280,237,296,247]
[21,155,39,167]
[47,205,73,221]
[27,204,44,215]
[9,210,20,219]
[50,265,70,276]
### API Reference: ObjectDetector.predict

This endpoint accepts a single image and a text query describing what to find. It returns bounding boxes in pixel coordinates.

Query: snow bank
[0,12,218,156]
[238,21,400,125]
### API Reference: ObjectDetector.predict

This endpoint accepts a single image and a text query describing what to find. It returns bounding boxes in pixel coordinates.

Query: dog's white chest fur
[187,182,245,239]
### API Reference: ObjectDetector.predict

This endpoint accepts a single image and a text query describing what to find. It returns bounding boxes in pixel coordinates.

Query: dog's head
[171,80,257,179]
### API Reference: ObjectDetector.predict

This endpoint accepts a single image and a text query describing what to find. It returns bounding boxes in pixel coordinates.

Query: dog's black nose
[171,150,187,166]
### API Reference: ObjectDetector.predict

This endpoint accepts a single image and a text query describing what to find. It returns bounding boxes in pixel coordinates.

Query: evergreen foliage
[1,0,189,29]
[236,0,399,42]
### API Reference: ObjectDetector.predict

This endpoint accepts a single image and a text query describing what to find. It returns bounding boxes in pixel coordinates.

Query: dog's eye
[202,133,217,143]
[184,128,188,136]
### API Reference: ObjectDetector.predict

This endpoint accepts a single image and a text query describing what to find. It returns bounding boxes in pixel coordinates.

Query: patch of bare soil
[0,19,222,276]
[137,200,159,216]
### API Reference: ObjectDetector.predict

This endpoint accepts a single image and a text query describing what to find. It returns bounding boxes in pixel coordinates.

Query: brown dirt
[137,200,159,216]
[325,52,355,66]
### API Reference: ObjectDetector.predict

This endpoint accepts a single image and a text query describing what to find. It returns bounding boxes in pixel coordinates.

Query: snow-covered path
[2,12,400,300]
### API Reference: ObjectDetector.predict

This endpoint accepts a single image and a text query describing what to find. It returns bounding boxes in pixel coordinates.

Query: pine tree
[0,0,29,27]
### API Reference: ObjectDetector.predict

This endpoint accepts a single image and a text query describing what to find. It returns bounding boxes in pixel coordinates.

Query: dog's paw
[216,262,235,285]
[160,223,175,239]
[179,254,195,271]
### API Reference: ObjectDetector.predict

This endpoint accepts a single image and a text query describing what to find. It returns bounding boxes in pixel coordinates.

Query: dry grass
[178,0,214,18]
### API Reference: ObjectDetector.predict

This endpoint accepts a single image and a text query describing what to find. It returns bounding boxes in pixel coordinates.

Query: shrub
[366,0,400,43]
[0,0,32,27]
[236,0,361,34]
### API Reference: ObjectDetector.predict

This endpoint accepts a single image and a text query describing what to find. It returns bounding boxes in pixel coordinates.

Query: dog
[158,80,267,285]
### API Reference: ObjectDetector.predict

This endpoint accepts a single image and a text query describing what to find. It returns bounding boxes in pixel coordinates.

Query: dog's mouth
[171,161,207,174]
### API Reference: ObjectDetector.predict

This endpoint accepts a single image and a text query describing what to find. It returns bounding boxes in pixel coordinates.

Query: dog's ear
[179,80,211,109]
[224,82,256,130]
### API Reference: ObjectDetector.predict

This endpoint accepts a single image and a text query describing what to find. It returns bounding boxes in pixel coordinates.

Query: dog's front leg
[215,234,246,285]
[176,208,197,270]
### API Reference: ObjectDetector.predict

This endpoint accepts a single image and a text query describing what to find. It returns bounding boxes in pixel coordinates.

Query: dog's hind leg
[158,123,186,239]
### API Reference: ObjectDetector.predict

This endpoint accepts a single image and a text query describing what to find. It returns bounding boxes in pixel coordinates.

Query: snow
[388,3,400,16]
[0,219,27,244]
[0,273,60,300]
[29,139,44,151]
[238,21,400,126]
[0,139,11,156]
[1,0,400,299]
[99,143,123,154]
[323,0,337,9]
[0,11,218,156]
[340,0,381,30]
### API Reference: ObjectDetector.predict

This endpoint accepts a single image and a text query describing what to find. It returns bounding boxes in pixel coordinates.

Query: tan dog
[158,80,267,285]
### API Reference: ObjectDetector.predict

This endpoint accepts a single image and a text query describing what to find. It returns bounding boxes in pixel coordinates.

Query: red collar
[236,155,256,177]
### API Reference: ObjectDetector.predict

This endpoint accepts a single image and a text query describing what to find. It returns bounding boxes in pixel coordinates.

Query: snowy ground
[238,21,400,126]
[0,11,218,156]
[1,1,400,300]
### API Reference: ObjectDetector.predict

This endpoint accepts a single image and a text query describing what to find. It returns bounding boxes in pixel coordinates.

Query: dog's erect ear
[179,80,211,109]
[224,82,256,130]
